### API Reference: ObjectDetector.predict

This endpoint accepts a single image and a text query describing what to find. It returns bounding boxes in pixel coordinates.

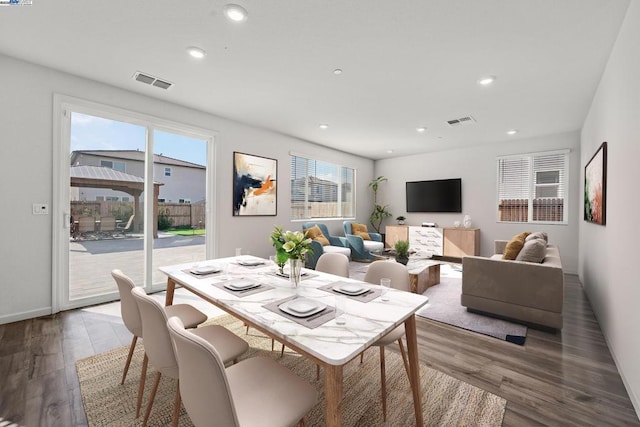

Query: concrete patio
[69,232,205,300]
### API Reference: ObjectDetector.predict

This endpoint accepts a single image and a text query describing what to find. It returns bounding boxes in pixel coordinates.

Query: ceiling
[0,0,630,160]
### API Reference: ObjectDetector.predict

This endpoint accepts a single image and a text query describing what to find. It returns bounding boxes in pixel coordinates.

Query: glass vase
[289,258,303,289]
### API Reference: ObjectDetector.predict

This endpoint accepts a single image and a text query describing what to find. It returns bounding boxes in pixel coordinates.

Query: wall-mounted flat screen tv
[406,178,462,213]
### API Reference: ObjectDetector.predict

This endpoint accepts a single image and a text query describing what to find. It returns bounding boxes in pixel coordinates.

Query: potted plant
[369,176,392,233]
[396,215,406,225]
[394,240,410,265]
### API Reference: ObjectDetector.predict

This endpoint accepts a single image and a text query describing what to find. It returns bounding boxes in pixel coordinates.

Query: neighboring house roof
[70,150,205,169]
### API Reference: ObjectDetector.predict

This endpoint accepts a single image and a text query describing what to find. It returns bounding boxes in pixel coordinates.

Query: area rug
[77,315,506,426]
[416,266,527,345]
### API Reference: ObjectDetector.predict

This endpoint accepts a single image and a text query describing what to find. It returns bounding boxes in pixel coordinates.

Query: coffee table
[406,258,442,294]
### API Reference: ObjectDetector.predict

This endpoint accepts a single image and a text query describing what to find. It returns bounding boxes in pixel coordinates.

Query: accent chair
[301,222,351,269]
[343,221,384,262]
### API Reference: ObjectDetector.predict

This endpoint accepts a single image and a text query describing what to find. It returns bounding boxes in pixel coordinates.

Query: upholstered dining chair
[315,252,350,278]
[167,316,317,427]
[131,287,249,427]
[363,260,411,421]
[111,269,209,386]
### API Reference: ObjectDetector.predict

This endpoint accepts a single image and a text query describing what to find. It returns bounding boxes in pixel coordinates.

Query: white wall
[0,53,374,323]
[374,131,581,273]
[580,1,640,414]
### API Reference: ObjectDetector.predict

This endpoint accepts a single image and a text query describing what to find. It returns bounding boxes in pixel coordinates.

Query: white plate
[332,283,368,296]
[191,265,221,275]
[224,278,260,291]
[279,299,327,318]
[237,260,265,267]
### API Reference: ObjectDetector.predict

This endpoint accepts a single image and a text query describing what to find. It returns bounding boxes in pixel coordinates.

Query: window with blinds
[497,150,569,223]
[290,154,355,219]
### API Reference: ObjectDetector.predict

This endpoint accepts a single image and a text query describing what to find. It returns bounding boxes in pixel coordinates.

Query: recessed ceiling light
[507,129,518,135]
[319,124,329,130]
[333,68,343,75]
[387,150,394,154]
[416,127,427,133]
[224,4,248,22]
[478,75,496,86]
[187,47,206,59]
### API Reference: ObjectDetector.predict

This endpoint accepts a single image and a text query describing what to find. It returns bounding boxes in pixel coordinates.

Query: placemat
[318,282,382,303]
[181,268,223,279]
[263,295,336,329]
[211,280,273,297]
[264,271,319,281]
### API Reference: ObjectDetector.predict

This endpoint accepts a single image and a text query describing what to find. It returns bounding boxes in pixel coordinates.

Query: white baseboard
[0,307,52,325]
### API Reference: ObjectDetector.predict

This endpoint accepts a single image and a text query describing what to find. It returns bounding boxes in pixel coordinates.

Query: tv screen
[406,178,462,213]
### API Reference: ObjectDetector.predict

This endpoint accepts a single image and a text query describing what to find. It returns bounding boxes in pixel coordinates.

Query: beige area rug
[77,315,506,426]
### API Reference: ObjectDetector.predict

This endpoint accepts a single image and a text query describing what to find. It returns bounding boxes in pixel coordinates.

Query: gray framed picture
[233,152,277,216]
[584,141,607,225]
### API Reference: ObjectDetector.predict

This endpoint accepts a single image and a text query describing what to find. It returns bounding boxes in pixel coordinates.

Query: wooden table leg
[324,363,343,427]
[165,278,176,306]
[404,315,424,427]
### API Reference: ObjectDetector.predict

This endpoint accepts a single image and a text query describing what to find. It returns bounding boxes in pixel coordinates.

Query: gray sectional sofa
[461,240,564,329]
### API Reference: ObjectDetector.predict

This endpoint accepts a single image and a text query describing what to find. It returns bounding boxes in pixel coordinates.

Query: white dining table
[159,255,429,427]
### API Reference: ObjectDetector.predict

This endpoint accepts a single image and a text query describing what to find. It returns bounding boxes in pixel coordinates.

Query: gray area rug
[415,265,527,345]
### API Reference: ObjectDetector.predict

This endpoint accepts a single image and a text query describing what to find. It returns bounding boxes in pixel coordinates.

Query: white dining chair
[167,316,317,427]
[363,260,411,421]
[131,287,249,427]
[111,269,208,387]
[315,252,350,278]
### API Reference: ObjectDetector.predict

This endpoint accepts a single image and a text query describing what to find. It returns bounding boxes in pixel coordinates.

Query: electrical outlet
[33,203,49,215]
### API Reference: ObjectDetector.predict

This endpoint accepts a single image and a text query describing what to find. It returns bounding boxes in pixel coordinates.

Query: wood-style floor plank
[0,273,638,426]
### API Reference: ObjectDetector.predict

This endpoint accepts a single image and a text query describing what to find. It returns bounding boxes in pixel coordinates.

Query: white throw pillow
[516,238,546,263]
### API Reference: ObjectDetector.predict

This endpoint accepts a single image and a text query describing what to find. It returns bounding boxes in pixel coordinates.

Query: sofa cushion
[525,231,548,243]
[305,225,330,246]
[351,223,371,240]
[502,232,531,260]
[516,238,546,263]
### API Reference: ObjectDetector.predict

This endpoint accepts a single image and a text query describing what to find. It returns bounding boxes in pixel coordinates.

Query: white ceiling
[0,0,630,160]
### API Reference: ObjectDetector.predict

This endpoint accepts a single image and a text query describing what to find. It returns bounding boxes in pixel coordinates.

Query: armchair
[301,222,351,269]
[342,221,384,262]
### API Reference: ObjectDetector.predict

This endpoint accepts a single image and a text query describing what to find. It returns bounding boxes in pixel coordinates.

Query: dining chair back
[167,317,317,427]
[364,260,410,291]
[111,269,143,385]
[363,260,411,421]
[78,216,95,238]
[315,252,350,278]
[131,287,180,426]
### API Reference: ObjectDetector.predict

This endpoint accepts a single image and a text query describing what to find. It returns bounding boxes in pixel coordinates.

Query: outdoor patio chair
[78,216,96,239]
[99,216,116,238]
[116,214,135,236]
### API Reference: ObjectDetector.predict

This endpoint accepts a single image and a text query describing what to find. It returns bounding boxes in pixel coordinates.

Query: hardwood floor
[0,274,638,426]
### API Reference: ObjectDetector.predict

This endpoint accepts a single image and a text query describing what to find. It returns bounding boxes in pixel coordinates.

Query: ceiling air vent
[446,116,476,127]
[133,71,173,90]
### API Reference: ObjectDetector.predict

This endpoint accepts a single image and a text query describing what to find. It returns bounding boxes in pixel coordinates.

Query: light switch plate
[33,203,49,215]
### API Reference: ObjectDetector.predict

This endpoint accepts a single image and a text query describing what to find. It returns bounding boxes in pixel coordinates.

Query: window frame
[290,153,356,221]
[496,149,569,225]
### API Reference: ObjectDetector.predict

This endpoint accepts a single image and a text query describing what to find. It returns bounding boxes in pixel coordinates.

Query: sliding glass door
[54,96,215,311]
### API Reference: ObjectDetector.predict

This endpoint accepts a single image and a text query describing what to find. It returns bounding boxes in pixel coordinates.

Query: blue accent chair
[342,221,384,262]
[301,222,351,269]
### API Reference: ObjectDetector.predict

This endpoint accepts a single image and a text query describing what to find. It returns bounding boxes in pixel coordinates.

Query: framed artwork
[233,152,277,216]
[584,141,607,225]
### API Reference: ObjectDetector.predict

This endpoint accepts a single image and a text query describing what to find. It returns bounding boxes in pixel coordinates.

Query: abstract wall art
[233,152,277,216]
[584,141,607,225]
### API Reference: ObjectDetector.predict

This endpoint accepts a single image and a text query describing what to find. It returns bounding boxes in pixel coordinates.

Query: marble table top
[160,256,429,366]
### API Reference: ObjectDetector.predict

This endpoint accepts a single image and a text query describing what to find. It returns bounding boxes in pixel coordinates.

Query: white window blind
[497,150,568,223]
[290,154,355,219]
